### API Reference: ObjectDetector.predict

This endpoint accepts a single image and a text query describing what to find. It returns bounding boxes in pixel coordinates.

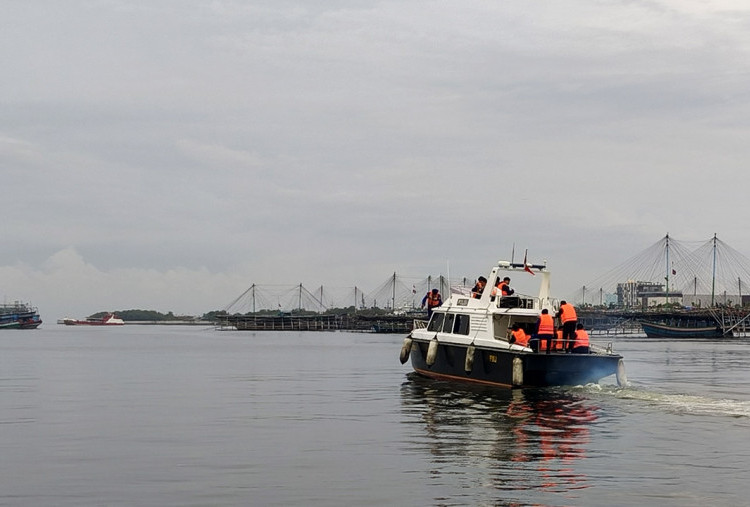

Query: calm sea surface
[2,325,750,506]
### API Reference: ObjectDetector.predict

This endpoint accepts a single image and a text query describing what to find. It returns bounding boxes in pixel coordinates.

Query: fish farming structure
[216,313,417,333]
[217,234,750,335]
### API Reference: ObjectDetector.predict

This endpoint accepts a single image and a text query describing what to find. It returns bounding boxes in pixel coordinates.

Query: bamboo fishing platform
[216,313,416,333]
[216,307,750,336]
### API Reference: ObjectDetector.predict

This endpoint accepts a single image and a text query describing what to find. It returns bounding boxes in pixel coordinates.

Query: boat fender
[512,357,523,386]
[616,359,628,387]
[464,345,475,373]
[426,338,439,366]
[399,337,413,364]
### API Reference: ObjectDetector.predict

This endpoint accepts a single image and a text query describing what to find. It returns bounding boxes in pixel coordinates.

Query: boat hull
[409,339,622,388]
[62,314,125,326]
[640,321,729,338]
[0,305,42,330]
[62,320,124,326]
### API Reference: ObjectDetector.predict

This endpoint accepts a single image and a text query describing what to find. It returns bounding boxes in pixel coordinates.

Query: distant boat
[640,321,730,338]
[0,302,42,329]
[62,313,125,326]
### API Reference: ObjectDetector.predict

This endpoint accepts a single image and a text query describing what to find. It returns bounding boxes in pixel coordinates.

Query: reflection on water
[400,374,600,495]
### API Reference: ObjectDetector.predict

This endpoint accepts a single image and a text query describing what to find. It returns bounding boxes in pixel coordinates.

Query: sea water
[1,325,749,506]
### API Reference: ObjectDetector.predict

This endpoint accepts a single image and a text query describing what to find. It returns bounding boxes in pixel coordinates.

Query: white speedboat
[400,260,626,388]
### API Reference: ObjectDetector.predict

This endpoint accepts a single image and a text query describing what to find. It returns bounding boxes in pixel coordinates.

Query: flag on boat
[523,250,535,276]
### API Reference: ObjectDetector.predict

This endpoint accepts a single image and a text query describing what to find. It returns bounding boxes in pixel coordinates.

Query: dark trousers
[572,346,589,354]
[531,334,554,353]
[562,321,577,351]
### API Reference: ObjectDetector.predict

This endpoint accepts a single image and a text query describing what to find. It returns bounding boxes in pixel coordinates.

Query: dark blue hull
[409,340,622,388]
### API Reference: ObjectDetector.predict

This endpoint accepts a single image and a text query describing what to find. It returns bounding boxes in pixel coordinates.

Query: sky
[3,0,750,319]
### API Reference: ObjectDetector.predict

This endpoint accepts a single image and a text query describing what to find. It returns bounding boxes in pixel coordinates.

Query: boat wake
[572,383,750,419]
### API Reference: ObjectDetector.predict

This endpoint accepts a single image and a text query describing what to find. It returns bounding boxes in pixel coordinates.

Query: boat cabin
[420,260,559,344]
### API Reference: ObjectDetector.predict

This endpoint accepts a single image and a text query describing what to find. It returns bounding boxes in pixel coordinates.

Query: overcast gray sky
[3,1,750,319]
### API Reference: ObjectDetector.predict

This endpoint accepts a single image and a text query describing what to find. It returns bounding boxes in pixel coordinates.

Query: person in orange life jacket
[509,323,530,347]
[571,323,590,354]
[421,288,442,317]
[556,300,578,353]
[496,277,514,296]
[471,276,487,299]
[532,308,555,353]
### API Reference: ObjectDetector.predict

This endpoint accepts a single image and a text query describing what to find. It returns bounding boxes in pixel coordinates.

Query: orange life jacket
[537,313,554,335]
[560,303,577,323]
[512,328,529,347]
[574,329,590,348]
[426,293,441,308]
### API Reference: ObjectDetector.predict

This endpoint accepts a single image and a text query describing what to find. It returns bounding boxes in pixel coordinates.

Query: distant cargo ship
[0,302,42,329]
[62,313,125,326]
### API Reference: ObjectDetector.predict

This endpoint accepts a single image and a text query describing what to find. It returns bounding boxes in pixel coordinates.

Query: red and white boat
[62,313,125,326]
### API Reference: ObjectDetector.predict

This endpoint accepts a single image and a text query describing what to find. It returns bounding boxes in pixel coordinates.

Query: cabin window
[453,314,470,335]
[442,313,455,333]
[493,315,511,340]
[427,313,444,332]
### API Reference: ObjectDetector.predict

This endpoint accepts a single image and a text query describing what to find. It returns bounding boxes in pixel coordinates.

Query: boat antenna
[511,243,515,264]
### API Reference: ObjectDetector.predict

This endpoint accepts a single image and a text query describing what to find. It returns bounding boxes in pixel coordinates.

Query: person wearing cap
[421,288,442,317]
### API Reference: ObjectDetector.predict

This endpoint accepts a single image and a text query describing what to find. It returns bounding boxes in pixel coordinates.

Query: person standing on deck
[556,300,578,352]
[571,323,590,354]
[421,288,442,318]
[532,309,555,353]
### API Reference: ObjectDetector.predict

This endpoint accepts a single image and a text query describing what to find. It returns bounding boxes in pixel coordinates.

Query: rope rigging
[572,234,750,307]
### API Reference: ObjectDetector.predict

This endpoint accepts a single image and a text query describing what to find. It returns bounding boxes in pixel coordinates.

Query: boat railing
[590,342,614,355]
[413,319,428,330]
[494,294,539,310]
